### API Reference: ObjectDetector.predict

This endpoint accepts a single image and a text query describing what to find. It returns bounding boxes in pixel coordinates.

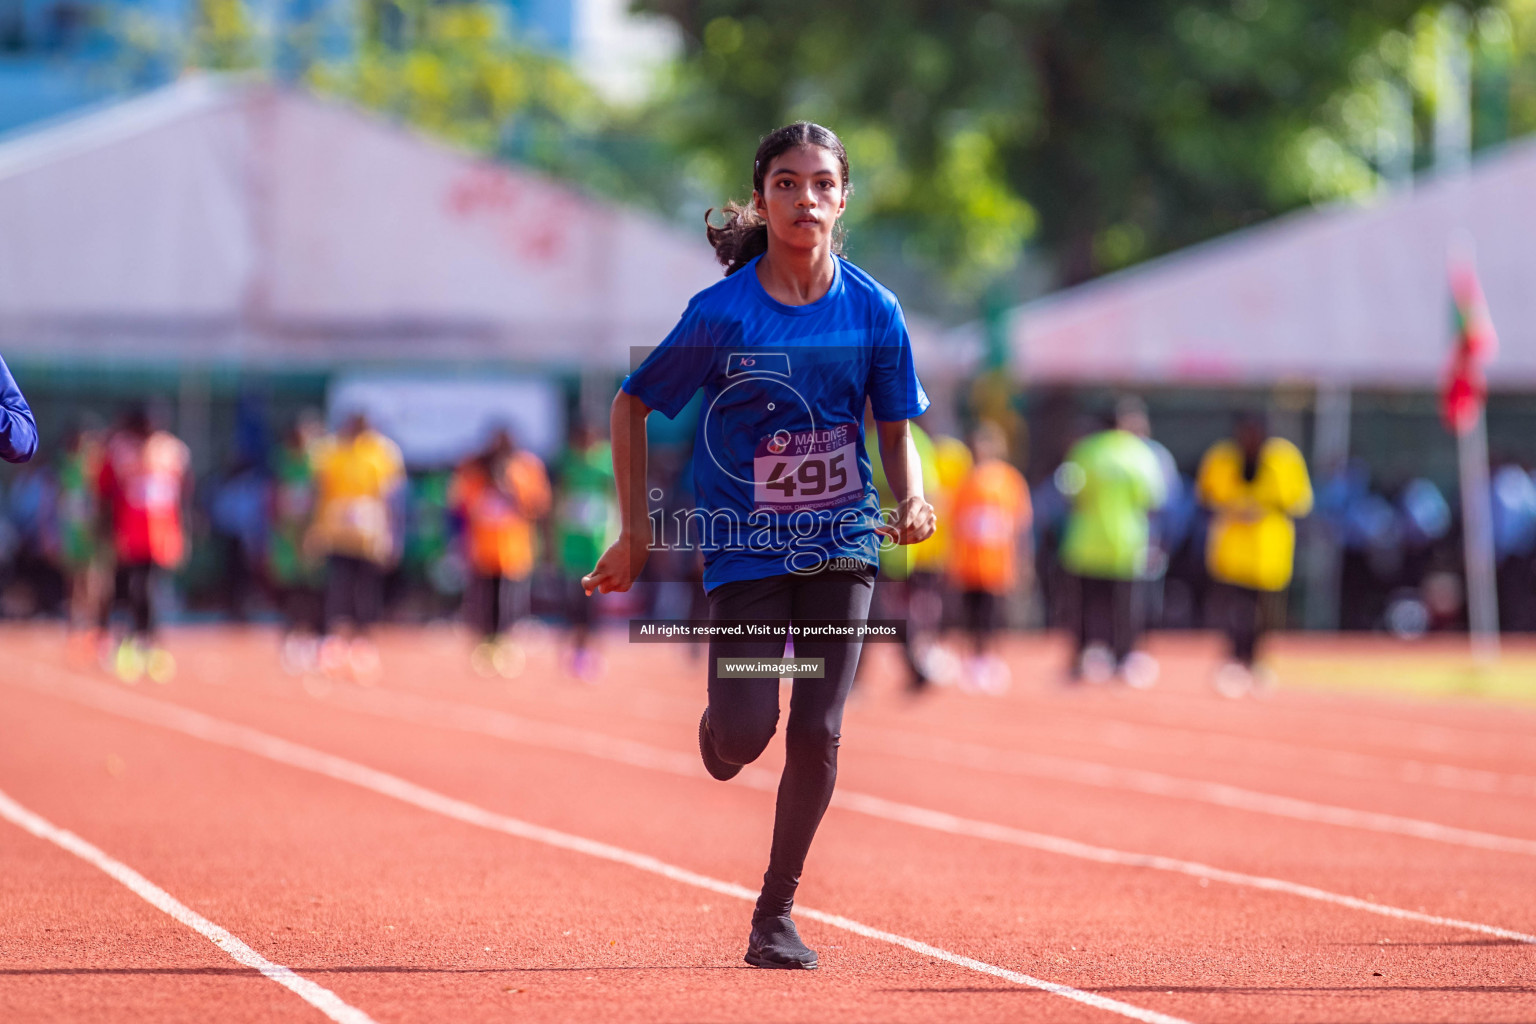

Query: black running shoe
[744,914,818,970]
[698,709,742,781]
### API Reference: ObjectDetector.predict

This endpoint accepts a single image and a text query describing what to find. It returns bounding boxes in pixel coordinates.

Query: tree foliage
[638,0,1484,297]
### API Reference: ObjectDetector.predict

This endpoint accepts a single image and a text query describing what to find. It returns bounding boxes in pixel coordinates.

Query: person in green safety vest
[553,421,618,681]
[1057,405,1167,688]
[268,416,326,674]
[56,425,105,661]
[863,417,942,691]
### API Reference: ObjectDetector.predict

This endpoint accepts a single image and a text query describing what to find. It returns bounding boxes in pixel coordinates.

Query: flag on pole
[1442,260,1498,435]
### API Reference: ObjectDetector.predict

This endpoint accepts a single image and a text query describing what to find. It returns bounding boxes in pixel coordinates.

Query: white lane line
[858,712,1536,800]
[11,673,1191,1024]
[481,660,1536,798]
[505,677,1536,852]
[311,684,1536,946]
[0,787,377,1024]
[839,727,1536,856]
[325,684,1536,861]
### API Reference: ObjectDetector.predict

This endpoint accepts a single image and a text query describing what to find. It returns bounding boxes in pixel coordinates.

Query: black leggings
[1216,583,1272,666]
[706,565,875,918]
[325,555,383,634]
[1073,574,1140,666]
[468,573,528,639]
[101,562,157,638]
[961,589,1000,655]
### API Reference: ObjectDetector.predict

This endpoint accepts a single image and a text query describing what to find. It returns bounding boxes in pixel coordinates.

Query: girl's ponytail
[706,203,770,277]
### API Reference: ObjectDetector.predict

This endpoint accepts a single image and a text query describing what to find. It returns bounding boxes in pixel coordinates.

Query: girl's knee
[711,714,777,766]
[784,720,840,762]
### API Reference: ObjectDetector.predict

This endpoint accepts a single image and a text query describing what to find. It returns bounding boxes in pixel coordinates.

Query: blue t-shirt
[622,255,929,589]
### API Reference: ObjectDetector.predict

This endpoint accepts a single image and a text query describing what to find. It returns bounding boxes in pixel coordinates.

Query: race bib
[753,424,863,512]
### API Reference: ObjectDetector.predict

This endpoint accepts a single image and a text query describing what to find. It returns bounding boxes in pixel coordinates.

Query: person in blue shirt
[582,123,934,971]
[0,354,37,465]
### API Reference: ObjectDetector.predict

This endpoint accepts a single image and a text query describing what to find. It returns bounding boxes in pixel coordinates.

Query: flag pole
[1458,407,1500,661]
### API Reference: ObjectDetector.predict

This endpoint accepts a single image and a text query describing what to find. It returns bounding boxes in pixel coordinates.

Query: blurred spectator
[862,418,941,692]
[920,432,974,679]
[308,410,404,680]
[96,405,191,683]
[401,468,455,619]
[208,457,268,622]
[1115,396,1184,626]
[552,421,617,681]
[1058,403,1166,688]
[450,427,551,677]
[1491,463,1536,632]
[1196,413,1312,697]
[3,460,62,617]
[56,426,105,648]
[268,417,325,673]
[948,420,1031,694]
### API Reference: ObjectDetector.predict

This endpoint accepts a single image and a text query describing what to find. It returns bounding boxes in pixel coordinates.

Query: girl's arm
[874,419,936,545]
[0,354,37,464]
[581,390,655,595]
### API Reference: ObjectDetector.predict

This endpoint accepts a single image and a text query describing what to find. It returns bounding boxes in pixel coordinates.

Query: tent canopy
[0,76,723,370]
[993,140,1536,388]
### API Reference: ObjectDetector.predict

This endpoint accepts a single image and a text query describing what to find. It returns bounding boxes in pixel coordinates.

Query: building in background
[0,0,676,136]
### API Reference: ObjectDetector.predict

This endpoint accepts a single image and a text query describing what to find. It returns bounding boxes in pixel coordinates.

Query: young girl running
[583,123,934,970]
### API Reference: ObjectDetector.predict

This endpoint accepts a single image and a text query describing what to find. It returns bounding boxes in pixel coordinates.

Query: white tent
[992,139,1536,388]
[0,75,722,370]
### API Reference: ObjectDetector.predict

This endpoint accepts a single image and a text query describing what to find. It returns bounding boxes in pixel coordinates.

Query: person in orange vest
[449,427,551,677]
[948,419,1032,694]
[95,405,191,684]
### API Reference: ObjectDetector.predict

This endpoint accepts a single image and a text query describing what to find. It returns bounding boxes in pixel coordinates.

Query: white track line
[0,787,377,1024]
[523,674,1536,851]
[321,684,1536,860]
[470,659,1536,798]
[9,674,1191,1024]
[840,728,1536,856]
[309,684,1536,946]
[936,718,1536,800]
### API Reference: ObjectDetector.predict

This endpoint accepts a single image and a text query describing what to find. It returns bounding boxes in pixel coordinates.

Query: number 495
[765,452,848,498]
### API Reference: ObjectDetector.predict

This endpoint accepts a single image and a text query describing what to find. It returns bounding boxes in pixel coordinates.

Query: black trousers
[961,589,1001,655]
[468,573,529,639]
[862,576,928,688]
[706,564,875,918]
[1073,574,1139,665]
[278,585,324,635]
[101,562,157,637]
[325,555,383,633]
[1215,583,1271,666]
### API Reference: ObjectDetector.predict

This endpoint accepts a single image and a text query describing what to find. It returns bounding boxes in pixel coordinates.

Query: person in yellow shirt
[307,411,405,680]
[1195,413,1312,696]
[450,428,551,677]
[948,420,1032,694]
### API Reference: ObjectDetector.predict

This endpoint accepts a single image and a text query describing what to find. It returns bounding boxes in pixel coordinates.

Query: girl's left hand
[875,495,936,546]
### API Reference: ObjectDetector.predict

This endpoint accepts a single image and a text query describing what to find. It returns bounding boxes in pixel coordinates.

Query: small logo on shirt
[727,352,791,378]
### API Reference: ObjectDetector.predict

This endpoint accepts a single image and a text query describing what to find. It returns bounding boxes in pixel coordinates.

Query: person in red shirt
[96,406,191,682]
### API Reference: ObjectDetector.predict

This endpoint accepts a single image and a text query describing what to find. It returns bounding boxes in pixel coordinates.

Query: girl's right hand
[581,531,651,595]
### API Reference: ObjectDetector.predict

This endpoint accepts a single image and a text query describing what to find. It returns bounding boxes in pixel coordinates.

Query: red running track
[1,624,1533,1023]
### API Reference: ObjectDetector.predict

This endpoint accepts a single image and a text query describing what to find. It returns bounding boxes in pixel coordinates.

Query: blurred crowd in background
[4,383,1535,691]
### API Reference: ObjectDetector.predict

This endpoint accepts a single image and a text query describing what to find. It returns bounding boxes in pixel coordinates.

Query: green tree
[639,0,1480,296]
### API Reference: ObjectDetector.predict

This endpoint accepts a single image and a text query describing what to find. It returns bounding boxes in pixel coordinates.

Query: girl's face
[753,145,846,255]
